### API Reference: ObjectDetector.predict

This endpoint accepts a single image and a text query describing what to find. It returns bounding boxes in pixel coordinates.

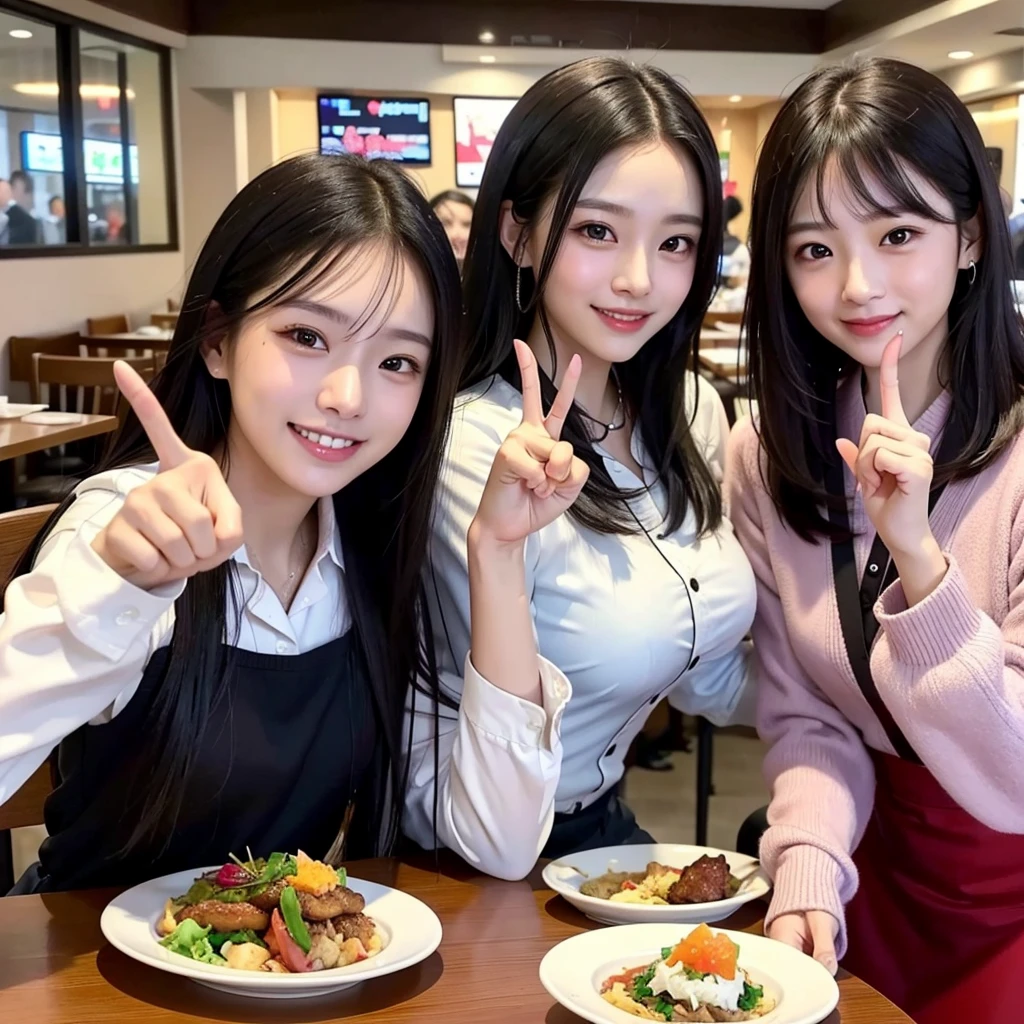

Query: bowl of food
[540,921,839,1024]
[100,849,442,998]
[542,844,770,925]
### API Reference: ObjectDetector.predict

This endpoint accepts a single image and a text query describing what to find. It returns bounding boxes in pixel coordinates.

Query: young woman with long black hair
[0,153,576,892]
[730,57,1024,1021]
[412,57,757,873]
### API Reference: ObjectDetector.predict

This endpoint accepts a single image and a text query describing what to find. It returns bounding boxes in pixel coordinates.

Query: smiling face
[785,156,980,371]
[505,139,705,368]
[203,243,434,501]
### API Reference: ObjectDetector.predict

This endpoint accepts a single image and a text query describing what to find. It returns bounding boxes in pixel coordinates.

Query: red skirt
[841,751,1024,1024]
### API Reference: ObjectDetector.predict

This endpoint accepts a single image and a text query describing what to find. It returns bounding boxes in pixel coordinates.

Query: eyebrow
[789,209,918,234]
[574,198,703,228]
[285,299,432,348]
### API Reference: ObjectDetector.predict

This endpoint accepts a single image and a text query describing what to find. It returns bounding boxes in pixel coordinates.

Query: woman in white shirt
[416,57,757,867]
[0,154,570,892]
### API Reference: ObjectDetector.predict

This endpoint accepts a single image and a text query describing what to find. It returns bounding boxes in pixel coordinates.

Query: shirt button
[115,608,139,626]
[868,563,880,575]
[689,578,700,592]
[276,640,291,654]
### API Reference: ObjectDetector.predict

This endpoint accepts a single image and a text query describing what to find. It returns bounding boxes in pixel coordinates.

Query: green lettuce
[159,919,228,966]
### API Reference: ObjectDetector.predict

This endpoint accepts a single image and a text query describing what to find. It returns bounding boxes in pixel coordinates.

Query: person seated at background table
[406,56,756,873]
[0,153,572,893]
[729,56,1024,1024]
[430,189,474,262]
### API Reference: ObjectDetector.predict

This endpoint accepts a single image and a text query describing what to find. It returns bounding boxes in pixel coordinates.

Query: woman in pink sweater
[729,57,1024,1023]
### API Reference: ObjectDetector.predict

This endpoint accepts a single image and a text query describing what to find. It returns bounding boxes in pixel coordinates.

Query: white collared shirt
[0,463,569,880]
[428,373,757,816]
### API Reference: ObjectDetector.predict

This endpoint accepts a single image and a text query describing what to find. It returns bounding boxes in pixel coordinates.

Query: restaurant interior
[2,1,1024,1022]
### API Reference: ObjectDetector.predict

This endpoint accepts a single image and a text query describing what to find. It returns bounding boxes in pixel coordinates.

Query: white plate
[100,866,443,999]
[0,403,48,420]
[19,411,84,425]
[542,844,771,925]
[539,922,839,1024]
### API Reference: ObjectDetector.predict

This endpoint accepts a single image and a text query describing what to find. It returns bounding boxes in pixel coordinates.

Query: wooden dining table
[0,854,914,1024]
[87,330,174,348]
[0,413,118,509]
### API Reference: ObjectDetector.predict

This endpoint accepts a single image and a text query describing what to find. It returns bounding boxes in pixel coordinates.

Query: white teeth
[295,426,353,449]
[601,309,645,321]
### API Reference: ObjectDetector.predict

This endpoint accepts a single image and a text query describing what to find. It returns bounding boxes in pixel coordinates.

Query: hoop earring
[515,262,525,313]
[967,259,977,286]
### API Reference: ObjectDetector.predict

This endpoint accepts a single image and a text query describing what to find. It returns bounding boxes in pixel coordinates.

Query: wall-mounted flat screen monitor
[318,95,431,165]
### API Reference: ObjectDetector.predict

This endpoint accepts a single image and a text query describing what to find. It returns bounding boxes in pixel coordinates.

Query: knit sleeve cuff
[876,555,982,667]
[764,844,850,959]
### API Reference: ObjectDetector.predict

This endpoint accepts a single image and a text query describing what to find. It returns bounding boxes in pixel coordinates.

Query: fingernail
[817,954,838,974]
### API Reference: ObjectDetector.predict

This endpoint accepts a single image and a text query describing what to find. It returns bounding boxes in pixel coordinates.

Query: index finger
[113,360,193,470]
[544,354,582,440]
[514,339,545,426]
[879,331,910,427]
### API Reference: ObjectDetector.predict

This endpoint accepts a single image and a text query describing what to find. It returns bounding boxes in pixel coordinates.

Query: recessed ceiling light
[479,30,495,44]
[479,55,496,64]
[729,95,743,103]
[9,29,34,39]
[14,82,135,99]
[948,50,974,60]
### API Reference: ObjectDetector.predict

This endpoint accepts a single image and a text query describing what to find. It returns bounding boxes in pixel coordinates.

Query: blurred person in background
[430,190,474,261]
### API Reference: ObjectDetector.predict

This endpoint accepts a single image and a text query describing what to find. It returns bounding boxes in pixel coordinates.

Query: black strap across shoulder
[824,414,964,764]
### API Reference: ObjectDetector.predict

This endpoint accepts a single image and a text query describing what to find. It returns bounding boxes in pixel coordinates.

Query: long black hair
[746,56,1024,540]
[460,56,724,537]
[7,153,464,854]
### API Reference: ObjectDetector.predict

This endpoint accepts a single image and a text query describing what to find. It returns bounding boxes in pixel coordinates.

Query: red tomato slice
[269,908,312,973]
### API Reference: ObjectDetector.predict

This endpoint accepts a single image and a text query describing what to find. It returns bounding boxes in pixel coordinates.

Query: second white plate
[542,843,771,925]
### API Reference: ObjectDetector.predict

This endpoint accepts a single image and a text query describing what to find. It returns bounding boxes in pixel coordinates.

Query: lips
[841,314,900,338]
[289,423,364,464]
[593,306,653,333]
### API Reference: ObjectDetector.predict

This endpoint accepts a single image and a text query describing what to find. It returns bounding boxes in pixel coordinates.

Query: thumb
[807,911,839,975]
[835,438,859,476]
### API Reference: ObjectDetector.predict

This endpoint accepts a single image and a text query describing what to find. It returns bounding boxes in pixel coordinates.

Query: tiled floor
[9,732,769,882]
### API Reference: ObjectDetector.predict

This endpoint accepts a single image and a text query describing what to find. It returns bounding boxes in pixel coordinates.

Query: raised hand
[91,361,244,590]
[835,332,935,560]
[471,340,590,546]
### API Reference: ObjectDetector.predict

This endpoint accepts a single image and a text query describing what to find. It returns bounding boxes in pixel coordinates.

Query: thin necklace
[249,517,316,609]
[576,368,625,443]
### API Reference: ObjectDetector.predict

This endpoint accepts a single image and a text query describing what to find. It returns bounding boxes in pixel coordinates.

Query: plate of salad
[99,849,442,998]
[540,921,839,1023]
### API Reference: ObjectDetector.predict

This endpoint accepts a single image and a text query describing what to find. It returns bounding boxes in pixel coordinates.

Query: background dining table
[0,853,914,1024]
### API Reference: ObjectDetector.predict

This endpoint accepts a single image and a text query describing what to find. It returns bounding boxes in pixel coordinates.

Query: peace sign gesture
[90,361,244,590]
[835,332,935,559]
[471,340,591,546]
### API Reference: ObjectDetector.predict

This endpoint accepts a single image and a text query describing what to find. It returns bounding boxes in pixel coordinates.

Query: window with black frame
[0,0,176,255]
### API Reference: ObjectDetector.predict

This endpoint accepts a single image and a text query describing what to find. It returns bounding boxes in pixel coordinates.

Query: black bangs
[746,56,1024,541]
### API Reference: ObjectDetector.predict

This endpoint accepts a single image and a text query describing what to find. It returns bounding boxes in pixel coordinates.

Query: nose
[841,255,884,305]
[318,363,364,418]
[611,246,652,298]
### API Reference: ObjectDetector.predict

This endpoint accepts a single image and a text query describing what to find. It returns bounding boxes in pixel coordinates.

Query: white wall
[177,37,817,98]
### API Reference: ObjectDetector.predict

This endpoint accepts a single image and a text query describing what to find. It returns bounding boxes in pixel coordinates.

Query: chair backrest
[167,296,181,312]
[150,312,177,331]
[0,503,60,834]
[33,353,156,419]
[705,310,743,326]
[7,333,84,387]
[86,314,130,336]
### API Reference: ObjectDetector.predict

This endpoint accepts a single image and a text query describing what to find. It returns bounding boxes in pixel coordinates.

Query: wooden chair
[704,310,743,327]
[0,504,59,893]
[33,353,157,422]
[167,296,181,312]
[15,354,156,506]
[150,312,177,331]
[86,314,130,336]
[7,333,84,388]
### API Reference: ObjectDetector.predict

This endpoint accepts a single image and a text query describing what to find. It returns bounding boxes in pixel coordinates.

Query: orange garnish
[665,923,738,981]
[284,850,339,896]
